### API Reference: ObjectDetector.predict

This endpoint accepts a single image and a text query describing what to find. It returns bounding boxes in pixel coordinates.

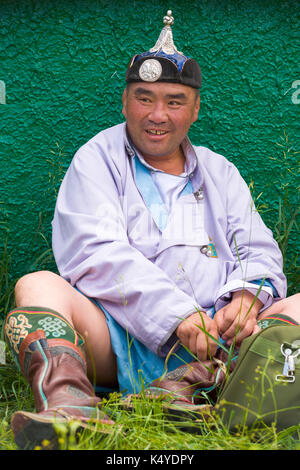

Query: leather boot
[6,324,114,449]
[143,349,238,420]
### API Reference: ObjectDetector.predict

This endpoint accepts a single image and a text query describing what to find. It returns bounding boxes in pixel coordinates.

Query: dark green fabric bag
[216,324,300,432]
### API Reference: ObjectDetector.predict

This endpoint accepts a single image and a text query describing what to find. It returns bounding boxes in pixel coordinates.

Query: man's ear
[121,88,127,119]
[192,94,200,123]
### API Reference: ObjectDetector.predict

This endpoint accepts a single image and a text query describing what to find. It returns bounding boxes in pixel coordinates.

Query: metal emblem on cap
[139,58,162,82]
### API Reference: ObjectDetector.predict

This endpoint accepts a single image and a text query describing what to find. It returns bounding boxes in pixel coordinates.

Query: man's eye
[169,101,181,106]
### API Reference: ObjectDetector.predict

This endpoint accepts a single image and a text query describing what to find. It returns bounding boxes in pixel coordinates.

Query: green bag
[216,324,300,432]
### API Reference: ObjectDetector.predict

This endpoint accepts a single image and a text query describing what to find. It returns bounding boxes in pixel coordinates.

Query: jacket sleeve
[52,139,198,357]
[214,161,287,310]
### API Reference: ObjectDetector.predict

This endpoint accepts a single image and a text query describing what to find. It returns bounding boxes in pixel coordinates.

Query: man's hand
[214,290,263,345]
[175,311,219,361]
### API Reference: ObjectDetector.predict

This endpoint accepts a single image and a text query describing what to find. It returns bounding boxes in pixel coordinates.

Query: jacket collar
[123,123,203,190]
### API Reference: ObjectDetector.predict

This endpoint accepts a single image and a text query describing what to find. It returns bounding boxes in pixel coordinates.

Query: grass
[0,133,299,450]
[1,360,300,451]
[1,370,300,450]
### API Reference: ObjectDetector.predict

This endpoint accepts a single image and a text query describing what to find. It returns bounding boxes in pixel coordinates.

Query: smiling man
[122,83,200,174]
[5,11,300,449]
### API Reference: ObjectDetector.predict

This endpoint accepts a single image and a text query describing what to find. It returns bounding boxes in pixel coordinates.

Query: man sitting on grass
[5,10,300,449]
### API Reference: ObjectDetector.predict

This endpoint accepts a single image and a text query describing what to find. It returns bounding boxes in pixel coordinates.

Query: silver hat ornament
[149,10,183,56]
[126,9,202,89]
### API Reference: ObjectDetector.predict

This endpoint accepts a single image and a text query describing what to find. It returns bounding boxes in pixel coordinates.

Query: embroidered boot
[5,307,114,450]
[139,349,238,422]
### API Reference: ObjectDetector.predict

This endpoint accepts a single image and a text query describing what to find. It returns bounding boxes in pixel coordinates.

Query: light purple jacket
[52,123,286,356]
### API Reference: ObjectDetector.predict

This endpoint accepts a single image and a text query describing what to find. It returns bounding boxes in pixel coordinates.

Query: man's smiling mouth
[146,130,168,135]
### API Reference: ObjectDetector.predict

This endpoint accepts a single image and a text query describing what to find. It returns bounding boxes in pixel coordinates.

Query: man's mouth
[146,129,168,135]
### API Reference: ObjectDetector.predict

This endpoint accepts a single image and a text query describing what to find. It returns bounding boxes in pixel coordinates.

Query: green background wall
[0,0,299,293]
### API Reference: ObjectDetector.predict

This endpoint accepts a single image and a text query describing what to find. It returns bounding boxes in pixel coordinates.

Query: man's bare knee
[15,270,59,295]
[281,293,300,315]
[259,293,300,323]
[275,293,300,314]
[14,270,73,320]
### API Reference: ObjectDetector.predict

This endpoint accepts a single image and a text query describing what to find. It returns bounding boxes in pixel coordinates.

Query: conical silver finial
[149,10,183,55]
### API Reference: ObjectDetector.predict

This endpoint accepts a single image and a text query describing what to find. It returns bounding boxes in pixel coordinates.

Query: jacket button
[194,189,204,200]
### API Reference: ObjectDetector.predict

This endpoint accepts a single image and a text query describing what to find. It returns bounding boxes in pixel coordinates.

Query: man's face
[122,82,200,162]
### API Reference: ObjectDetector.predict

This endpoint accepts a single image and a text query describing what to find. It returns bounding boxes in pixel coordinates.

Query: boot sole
[11,410,113,450]
[12,412,63,450]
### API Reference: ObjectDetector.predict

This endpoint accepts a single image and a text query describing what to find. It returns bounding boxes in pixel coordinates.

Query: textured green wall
[0,0,299,289]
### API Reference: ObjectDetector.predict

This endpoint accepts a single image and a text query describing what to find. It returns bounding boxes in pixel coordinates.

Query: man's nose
[148,102,168,123]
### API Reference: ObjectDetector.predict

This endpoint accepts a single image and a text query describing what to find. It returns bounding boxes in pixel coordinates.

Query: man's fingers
[215,307,236,335]
[195,333,206,361]
[226,318,257,345]
[221,318,241,341]
[234,319,257,344]
[221,308,256,340]
[181,327,207,360]
[187,333,198,358]
[176,312,219,361]
[196,327,219,360]
[178,326,218,361]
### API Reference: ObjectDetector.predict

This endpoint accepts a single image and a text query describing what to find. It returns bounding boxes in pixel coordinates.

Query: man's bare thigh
[14,270,118,387]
